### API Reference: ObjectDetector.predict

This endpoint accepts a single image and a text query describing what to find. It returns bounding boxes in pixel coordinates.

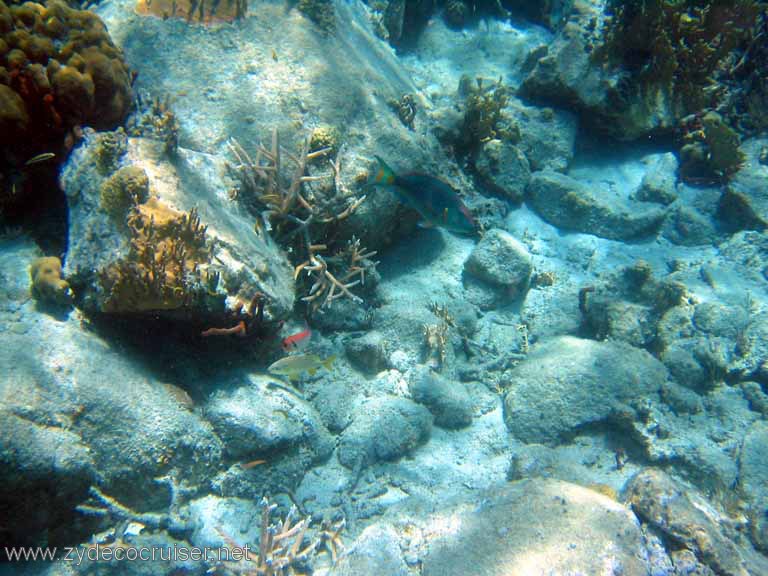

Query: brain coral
[0,0,132,215]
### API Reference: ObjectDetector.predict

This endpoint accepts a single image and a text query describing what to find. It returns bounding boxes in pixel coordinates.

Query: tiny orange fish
[282,326,311,351]
[241,459,267,469]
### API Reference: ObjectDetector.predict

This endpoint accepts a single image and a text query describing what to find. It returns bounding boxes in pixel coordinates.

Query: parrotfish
[268,353,336,382]
[371,157,477,235]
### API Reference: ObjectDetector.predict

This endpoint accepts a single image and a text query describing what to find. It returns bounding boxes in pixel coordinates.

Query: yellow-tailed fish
[268,354,336,381]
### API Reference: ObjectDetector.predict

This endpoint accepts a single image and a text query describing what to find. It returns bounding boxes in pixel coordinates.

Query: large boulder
[503,336,668,444]
[526,170,666,240]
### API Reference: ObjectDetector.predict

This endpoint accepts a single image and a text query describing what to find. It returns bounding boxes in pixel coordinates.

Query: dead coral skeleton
[214,497,345,576]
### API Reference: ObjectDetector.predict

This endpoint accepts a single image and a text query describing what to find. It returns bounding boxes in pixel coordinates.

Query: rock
[503,336,668,444]
[740,382,768,416]
[463,228,532,298]
[662,204,718,246]
[409,366,473,429]
[634,153,679,205]
[738,422,768,552]
[0,412,95,547]
[335,523,409,576]
[422,478,651,576]
[345,331,388,375]
[61,132,294,321]
[718,138,768,231]
[627,468,749,576]
[526,170,666,240]
[580,299,656,348]
[509,99,577,172]
[205,375,333,461]
[338,396,432,468]
[0,236,224,542]
[475,139,530,202]
[518,2,676,140]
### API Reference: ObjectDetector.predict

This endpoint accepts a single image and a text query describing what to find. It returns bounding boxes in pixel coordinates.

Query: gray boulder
[61,131,295,321]
[739,422,768,553]
[475,139,530,203]
[335,523,409,576]
[344,331,389,375]
[422,478,651,576]
[409,366,473,429]
[510,99,577,172]
[503,336,667,444]
[634,152,679,205]
[338,396,432,468]
[463,228,532,299]
[718,138,768,231]
[519,1,677,140]
[526,170,666,240]
[205,376,333,461]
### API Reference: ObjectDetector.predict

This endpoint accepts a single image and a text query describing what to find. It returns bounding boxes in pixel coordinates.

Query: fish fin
[371,156,397,186]
[322,355,337,370]
[308,368,317,376]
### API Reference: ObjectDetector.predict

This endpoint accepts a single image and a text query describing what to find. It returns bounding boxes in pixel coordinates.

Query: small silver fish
[268,353,336,381]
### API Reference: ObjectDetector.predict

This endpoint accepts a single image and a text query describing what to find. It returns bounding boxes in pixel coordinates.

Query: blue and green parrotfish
[371,157,477,235]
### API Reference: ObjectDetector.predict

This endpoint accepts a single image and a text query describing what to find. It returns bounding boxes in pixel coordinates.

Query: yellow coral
[30,256,72,305]
[99,166,149,220]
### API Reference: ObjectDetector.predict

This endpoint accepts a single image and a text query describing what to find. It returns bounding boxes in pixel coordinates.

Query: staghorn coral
[29,255,72,305]
[0,0,131,216]
[226,130,374,313]
[215,497,344,575]
[97,197,214,313]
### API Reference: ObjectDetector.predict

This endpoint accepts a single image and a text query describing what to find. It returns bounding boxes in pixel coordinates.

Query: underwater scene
[3,0,768,574]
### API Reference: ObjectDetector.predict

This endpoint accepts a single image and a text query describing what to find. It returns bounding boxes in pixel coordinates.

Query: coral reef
[226,131,376,313]
[29,255,71,305]
[679,111,745,182]
[98,165,149,221]
[135,0,247,24]
[594,1,759,119]
[455,76,518,157]
[97,198,214,313]
[297,0,335,35]
[0,0,132,216]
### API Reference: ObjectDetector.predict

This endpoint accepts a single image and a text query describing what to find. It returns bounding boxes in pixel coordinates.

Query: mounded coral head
[309,124,340,156]
[30,255,71,305]
[1,0,132,213]
[99,166,150,221]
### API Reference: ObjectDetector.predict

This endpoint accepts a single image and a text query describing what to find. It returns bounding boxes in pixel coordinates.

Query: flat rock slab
[422,478,650,576]
[526,170,666,240]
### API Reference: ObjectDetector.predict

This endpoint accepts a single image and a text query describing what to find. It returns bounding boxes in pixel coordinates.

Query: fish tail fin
[371,157,397,186]
[322,355,337,370]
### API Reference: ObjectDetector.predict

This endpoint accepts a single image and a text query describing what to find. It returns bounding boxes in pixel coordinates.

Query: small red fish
[282,326,311,351]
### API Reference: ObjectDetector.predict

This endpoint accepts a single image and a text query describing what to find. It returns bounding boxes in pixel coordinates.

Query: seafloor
[2,0,768,575]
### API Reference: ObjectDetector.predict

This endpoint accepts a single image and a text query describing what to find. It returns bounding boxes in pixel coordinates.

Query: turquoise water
[2,1,768,574]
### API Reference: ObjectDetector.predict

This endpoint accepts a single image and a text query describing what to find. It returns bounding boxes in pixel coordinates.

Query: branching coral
[226,130,374,313]
[594,0,761,119]
[98,198,215,313]
[215,498,345,576]
[455,76,518,157]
